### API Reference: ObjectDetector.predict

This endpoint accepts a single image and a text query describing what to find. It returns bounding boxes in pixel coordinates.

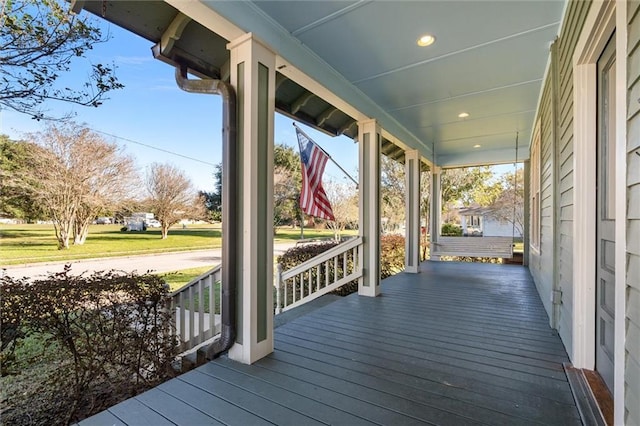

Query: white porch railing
[275,236,363,314]
[170,265,221,353]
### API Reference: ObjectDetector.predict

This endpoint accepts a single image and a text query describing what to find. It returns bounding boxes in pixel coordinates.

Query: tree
[0,135,46,221]
[441,166,496,207]
[0,0,123,119]
[145,163,195,239]
[273,144,302,228]
[440,166,500,223]
[199,164,222,222]
[25,122,136,248]
[487,167,525,236]
[380,155,405,233]
[324,180,358,240]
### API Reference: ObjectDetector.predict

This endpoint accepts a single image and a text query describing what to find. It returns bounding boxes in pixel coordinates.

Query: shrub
[0,267,178,425]
[277,242,339,271]
[380,234,405,279]
[441,222,462,236]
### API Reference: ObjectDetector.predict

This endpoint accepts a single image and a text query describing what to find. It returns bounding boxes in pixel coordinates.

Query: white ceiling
[248,0,564,166]
[84,0,566,167]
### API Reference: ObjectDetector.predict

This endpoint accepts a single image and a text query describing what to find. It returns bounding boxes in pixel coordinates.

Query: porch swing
[430,134,520,261]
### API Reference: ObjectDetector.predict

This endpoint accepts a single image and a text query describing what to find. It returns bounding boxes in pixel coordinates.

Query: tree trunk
[161,226,169,239]
[57,228,70,250]
[73,219,90,245]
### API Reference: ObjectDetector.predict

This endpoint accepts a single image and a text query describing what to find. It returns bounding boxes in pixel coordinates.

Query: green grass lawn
[159,266,213,292]
[0,223,352,266]
[0,224,223,265]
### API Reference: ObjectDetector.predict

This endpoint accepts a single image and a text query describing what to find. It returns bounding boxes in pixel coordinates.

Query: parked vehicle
[146,219,161,228]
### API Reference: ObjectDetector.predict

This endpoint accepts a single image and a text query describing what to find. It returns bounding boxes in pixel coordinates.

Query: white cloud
[114,56,153,66]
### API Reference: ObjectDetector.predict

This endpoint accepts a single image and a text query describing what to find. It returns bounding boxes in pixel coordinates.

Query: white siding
[529,75,555,321]
[530,0,592,356]
[627,3,640,423]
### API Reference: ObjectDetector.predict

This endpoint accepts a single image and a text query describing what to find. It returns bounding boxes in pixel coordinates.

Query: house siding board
[630,114,640,150]
[629,80,640,118]
[629,0,640,24]
[629,253,640,289]
[629,219,640,257]
[625,354,640,426]
[628,43,640,86]
[630,185,640,219]
[628,8,640,426]
[629,10,640,57]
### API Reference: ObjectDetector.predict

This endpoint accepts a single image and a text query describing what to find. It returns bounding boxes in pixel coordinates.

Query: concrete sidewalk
[2,242,298,280]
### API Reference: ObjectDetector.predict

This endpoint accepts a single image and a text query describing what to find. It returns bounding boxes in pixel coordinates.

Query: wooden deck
[79,261,582,425]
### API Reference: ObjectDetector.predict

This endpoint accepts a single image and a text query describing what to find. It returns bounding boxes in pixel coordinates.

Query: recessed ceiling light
[473,144,481,148]
[417,34,436,47]
[458,112,470,118]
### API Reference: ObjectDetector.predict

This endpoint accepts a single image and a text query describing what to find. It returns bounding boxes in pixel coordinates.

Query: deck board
[81,261,582,425]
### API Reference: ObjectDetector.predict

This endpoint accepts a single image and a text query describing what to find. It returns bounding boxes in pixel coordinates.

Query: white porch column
[430,167,442,260]
[358,119,381,297]
[404,149,421,273]
[523,160,530,267]
[227,33,275,364]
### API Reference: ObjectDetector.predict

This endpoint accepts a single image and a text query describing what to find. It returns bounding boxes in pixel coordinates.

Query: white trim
[572,61,597,370]
[613,3,627,423]
[530,119,541,254]
[572,6,626,423]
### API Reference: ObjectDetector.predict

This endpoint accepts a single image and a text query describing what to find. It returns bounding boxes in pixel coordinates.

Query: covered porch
[80,261,581,425]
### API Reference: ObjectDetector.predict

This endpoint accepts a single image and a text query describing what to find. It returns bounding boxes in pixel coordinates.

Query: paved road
[2,242,298,280]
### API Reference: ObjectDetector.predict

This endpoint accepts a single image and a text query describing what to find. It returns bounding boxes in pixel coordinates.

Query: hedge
[0,267,178,425]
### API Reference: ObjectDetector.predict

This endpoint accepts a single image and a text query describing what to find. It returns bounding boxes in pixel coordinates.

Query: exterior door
[595,33,616,392]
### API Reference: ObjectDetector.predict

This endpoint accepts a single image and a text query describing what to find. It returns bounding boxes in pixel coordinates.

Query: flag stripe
[296,128,335,221]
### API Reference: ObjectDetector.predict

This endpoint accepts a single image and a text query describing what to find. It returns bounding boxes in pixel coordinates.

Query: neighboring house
[458,207,523,238]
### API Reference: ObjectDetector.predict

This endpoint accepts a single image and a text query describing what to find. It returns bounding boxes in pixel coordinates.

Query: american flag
[296,127,335,221]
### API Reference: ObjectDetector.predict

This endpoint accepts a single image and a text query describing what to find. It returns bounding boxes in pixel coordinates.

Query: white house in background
[458,207,523,238]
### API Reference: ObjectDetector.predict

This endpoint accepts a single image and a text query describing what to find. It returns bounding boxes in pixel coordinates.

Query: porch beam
[404,149,420,273]
[227,33,275,364]
[358,119,381,297]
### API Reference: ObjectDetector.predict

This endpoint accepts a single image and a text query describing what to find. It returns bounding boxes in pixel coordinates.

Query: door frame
[572,0,626,421]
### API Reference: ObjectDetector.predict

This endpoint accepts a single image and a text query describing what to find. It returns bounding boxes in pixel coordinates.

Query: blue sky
[0,17,358,193]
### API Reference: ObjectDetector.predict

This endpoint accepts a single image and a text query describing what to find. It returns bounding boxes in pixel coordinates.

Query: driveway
[2,242,298,280]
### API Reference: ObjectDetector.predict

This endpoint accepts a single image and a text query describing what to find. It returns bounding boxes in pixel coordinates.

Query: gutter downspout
[174,64,238,360]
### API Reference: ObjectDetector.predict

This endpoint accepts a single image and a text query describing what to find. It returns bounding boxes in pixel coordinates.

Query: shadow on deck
[80,261,582,425]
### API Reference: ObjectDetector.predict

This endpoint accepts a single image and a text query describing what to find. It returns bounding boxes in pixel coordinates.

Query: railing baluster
[293,275,297,304]
[284,276,289,309]
[343,250,347,279]
[188,284,195,345]
[316,264,320,292]
[275,264,282,314]
[208,274,215,337]
[308,269,312,296]
[198,278,205,344]
[179,291,186,349]
[333,255,338,285]
[323,260,328,288]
